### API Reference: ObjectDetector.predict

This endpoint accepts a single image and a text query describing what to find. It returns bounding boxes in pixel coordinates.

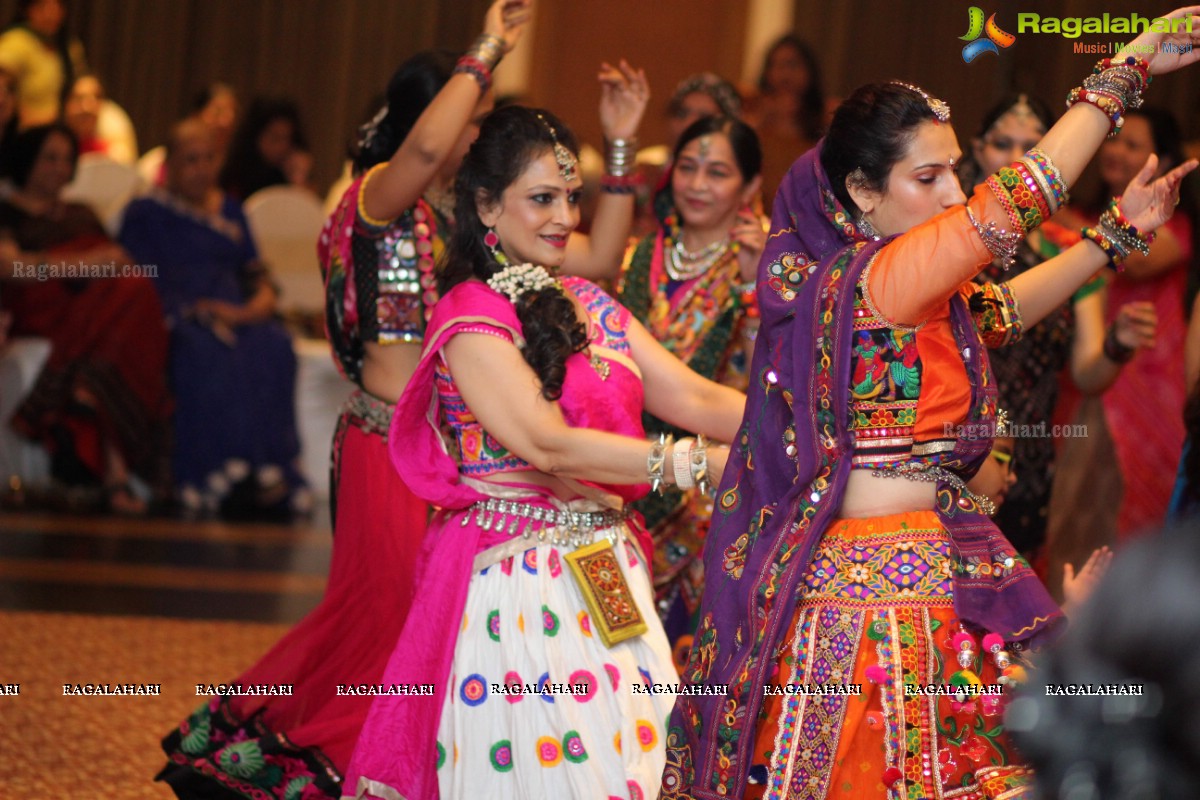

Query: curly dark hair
[440,105,588,402]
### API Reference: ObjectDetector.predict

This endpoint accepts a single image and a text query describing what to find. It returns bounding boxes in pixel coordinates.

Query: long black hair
[758,34,826,141]
[0,123,77,188]
[352,49,458,176]
[440,105,587,402]
[218,96,308,199]
[820,82,943,217]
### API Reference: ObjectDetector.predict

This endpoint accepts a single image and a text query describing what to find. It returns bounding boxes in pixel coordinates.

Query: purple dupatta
[660,146,1063,799]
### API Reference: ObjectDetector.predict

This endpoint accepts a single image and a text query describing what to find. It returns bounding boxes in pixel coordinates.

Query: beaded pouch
[564,539,648,647]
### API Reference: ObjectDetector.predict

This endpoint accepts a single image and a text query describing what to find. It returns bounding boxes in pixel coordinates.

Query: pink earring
[483,227,508,266]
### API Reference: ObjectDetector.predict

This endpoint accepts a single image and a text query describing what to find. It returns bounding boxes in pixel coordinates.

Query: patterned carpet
[0,610,291,798]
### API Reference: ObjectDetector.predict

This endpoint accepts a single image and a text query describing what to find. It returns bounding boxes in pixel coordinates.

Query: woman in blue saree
[120,118,306,518]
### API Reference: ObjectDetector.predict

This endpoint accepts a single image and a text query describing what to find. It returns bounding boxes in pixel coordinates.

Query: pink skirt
[158,396,428,799]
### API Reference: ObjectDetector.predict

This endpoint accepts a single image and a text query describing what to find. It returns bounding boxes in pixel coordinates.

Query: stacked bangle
[1065,56,1151,137]
[600,173,641,195]
[1080,225,1126,271]
[1103,323,1136,363]
[454,33,506,92]
[606,137,638,177]
[1101,197,1154,256]
[647,433,674,494]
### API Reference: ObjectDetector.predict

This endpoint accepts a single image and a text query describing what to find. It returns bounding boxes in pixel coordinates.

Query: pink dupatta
[341,277,650,800]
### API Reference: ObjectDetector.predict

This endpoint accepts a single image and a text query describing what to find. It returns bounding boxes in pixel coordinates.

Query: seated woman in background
[219,95,313,200]
[0,124,170,512]
[119,118,307,519]
[63,73,137,164]
[616,115,767,667]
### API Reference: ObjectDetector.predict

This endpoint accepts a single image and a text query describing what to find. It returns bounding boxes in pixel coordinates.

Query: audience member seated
[63,73,136,164]
[218,96,312,201]
[119,119,308,520]
[0,0,85,128]
[0,124,170,513]
[139,81,239,187]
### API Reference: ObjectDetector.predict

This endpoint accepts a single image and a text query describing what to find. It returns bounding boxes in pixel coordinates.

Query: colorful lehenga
[0,200,171,493]
[340,276,676,800]
[661,146,1065,800]
[152,166,445,799]
[618,222,754,664]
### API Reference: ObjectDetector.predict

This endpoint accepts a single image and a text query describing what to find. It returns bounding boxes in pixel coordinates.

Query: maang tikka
[535,112,579,182]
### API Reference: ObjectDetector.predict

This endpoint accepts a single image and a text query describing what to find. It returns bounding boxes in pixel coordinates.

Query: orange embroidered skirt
[745,511,1034,799]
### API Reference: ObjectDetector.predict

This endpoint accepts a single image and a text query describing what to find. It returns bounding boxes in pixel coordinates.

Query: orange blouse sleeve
[864,184,1013,327]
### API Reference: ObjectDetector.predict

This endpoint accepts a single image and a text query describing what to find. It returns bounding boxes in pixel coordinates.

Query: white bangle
[673,438,695,489]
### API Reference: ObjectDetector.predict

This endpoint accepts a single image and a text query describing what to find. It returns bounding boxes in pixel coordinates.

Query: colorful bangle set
[1065,56,1151,137]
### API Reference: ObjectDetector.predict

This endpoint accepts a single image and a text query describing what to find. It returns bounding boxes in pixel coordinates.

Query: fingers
[1135,152,1160,187]
[1062,562,1076,583]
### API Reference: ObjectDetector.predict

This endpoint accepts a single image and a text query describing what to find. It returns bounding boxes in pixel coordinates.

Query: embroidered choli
[435,277,641,482]
[319,163,446,386]
[849,267,1022,471]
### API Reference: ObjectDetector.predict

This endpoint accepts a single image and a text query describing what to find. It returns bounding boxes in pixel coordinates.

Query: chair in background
[61,153,145,236]
[244,185,351,503]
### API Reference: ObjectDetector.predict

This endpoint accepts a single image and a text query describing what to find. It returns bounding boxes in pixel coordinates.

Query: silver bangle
[606,137,638,177]
[966,207,1022,270]
[470,33,506,71]
[689,434,710,495]
[647,433,673,495]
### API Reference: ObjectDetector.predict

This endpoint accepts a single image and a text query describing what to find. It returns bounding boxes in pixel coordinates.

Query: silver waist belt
[459,497,630,548]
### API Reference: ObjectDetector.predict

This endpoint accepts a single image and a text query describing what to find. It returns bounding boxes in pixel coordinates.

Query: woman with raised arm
[957,93,1157,559]
[616,114,767,666]
[341,104,745,800]
[660,13,1200,800]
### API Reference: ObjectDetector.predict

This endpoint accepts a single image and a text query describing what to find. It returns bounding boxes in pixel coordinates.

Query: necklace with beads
[666,232,730,282]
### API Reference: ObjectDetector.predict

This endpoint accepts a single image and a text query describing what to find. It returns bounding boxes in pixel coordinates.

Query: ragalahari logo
[960,7,1017,62]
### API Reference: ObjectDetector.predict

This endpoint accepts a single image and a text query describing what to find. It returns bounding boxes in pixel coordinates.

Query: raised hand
[731,205,769,283]
[1117,152,1199,234]
[1113,300,1157,351]
[598,59,649,142]
[1062,545,1113,615]
[484,0,533,54]
[1127,6,1200,73]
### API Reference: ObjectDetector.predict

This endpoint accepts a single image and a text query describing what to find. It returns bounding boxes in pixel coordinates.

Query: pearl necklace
[666,235,730,281]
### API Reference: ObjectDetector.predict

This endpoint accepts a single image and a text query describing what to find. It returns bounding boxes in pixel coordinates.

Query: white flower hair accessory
[486,263,558,303]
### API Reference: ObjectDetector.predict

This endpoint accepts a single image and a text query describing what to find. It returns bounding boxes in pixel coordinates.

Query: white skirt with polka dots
[435,531,676,800]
